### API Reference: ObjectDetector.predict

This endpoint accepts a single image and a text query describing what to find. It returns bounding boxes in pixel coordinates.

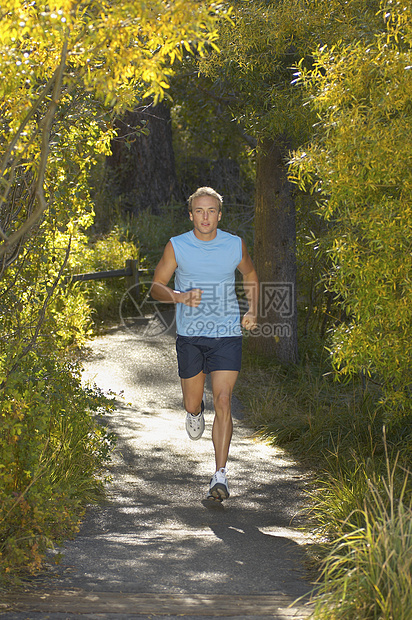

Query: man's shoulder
[217,230,243,250]
[217,229,241,241]
[170,230,193,244]
[171,230,191,240]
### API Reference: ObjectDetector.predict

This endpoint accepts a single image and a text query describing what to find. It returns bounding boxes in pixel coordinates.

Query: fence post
[126,259,140,300]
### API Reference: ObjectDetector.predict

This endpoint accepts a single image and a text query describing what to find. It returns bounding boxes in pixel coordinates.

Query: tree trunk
[105,100,180,217]
[249,137,298,364]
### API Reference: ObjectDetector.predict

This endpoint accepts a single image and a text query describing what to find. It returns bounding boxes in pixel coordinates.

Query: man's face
[190,195,222,240]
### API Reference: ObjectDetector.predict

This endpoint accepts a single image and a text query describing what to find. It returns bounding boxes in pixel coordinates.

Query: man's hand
[179,288,203,307]
[241,311,257,331]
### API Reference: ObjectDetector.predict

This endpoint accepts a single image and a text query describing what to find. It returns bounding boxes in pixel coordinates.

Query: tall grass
[237,351,385,463]
[236,348,412,619]
[312,453,412,620]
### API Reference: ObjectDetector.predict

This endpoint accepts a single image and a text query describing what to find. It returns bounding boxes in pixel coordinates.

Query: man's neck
[193,228,218,241]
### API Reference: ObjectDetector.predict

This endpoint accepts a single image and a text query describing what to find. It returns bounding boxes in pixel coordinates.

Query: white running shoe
[208,467,230,501]
[185,400,205,440]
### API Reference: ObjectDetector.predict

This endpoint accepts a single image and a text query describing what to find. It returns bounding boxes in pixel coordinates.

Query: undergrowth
[66,227,139,326]
[237,344,412,619]
[0,351,116,583]
[313,455,412,620]
[0,226,122,585]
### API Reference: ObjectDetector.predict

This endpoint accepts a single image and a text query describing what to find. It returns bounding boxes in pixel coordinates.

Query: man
[150,187,259,502]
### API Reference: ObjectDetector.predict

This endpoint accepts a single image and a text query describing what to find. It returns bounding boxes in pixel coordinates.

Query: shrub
[0,351,116,580]
[66,227,139,325]
[289,6,412,417]
[312,458,412,620]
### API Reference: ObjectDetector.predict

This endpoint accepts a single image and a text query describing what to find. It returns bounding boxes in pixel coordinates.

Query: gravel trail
[1,325,315,619]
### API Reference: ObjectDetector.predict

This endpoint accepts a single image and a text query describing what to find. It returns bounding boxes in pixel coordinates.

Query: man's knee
[183,396,203,415]
[213,391,231,413]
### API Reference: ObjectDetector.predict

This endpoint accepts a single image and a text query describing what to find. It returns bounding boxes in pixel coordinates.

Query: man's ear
[189,211,193,221]
[218,211,222,221]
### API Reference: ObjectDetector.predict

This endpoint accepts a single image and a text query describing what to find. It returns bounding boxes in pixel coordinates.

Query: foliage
[66,227,139,325]
[199,0,382,141]
[289,2,412,415]
[116,207,192,271]
[170,70,256,203]
[0,350,116,579]
[0,221,118,579]
[0,0,224,581]
[312,458,412,620]
[0,212,122,581]
[0,232,93,366]
[0,0,223,265]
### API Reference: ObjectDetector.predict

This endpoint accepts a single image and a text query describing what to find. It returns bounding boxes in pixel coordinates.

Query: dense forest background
[1,1,411,616]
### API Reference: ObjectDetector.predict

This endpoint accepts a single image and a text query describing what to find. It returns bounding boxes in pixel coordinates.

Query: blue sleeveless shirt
[170,229,243,338]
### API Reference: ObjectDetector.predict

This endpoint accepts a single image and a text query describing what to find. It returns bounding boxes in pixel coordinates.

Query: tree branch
[0,37,68,259]
[192,82,257,149]
[0,76,55,179]
[0,236,72,391]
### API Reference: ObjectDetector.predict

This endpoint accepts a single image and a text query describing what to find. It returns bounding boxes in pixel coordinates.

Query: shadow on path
[1,326,315,619]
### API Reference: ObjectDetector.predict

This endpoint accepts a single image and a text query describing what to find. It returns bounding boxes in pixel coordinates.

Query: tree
[0,0,221,267]
[169,67,256,205]
[197,0,383,363]
[252,137,298,362]
[103,100,181,220]
[289,3,412,414]
[0,0,223,575]
[0,0,225,387]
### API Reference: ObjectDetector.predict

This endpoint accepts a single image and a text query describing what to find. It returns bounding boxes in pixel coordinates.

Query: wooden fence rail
[67,259,148,299]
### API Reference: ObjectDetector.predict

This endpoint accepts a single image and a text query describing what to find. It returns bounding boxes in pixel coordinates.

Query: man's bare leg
[181,371,206,415]
[210,370,239,470]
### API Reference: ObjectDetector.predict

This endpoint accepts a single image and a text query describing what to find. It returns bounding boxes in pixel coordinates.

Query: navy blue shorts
[176,335,242,379]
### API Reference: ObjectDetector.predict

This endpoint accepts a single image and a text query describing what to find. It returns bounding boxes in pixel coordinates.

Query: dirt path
[2,326,315,619]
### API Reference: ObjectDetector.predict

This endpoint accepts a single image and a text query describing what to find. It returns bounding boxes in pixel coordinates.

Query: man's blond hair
[187,186,223,212]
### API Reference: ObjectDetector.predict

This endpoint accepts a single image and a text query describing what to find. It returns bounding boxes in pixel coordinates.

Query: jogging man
[150,187,259,501]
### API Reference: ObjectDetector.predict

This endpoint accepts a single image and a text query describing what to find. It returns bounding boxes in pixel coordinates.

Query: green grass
[236,343,412,620]
[312,455,412,620]
[237,344,411,470]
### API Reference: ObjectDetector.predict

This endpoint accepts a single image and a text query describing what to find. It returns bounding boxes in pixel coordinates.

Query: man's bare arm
[150,241,203,307]
[237,239,259,330]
